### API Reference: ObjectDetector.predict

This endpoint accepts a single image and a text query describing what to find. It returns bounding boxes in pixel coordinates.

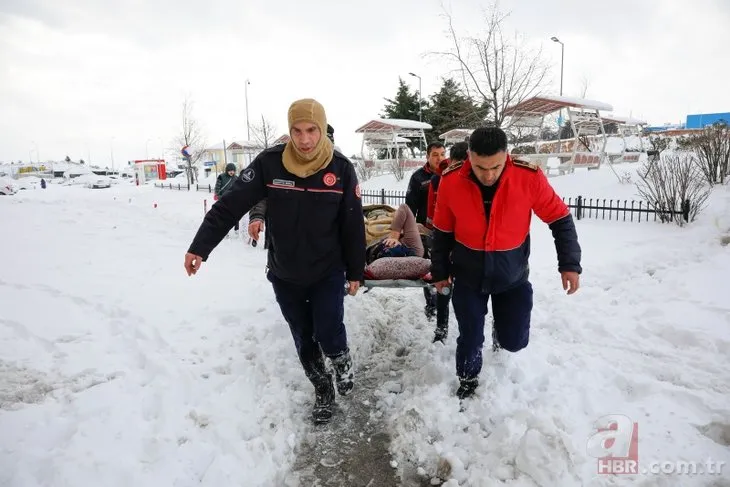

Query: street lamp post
[244,79,251,141]
[408,72,422,123]
[551,37,565,141]
[551,37,564,97]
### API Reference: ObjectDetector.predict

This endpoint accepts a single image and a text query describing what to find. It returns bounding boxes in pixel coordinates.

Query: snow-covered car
[65,173,112,189]
[86,177,112,189]
[15,176,43,190]
[0,177,17,195]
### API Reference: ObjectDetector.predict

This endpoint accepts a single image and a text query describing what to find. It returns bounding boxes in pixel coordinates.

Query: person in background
[405,142,452,341]
[214,163,241,237]
[421,142,468,342]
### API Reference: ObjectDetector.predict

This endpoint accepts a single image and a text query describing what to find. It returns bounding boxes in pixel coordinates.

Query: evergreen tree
[381,77,421,120]
[423,78,487,144]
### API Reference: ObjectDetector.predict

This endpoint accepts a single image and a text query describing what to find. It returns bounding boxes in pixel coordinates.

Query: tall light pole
[551,37,564,97]
[408,72,422,123]
[551,36,565,141]
[145,138,151,159]
[244,79,251,141]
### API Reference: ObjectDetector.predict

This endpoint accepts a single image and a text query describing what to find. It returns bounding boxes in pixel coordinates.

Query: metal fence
[154,182,215,193]
[361,189,691,223]
[155,184,690,223]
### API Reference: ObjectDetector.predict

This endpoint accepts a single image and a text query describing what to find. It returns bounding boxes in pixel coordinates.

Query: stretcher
[360,204,450,295]
[351,272,451,295]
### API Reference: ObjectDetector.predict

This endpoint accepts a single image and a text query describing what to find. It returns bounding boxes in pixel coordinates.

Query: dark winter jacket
[405,164,435,225]
[249,199,266,223]
[431,155,582,294]
[187,144,366,285]
[214,172,237,198]
[249,198,270,248]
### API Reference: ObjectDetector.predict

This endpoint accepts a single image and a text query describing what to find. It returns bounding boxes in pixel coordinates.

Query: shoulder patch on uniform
[240,167,255,182]
[442,160,464,176]
[512,158,539,171]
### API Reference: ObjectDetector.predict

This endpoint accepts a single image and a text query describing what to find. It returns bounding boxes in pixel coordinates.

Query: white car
[0,177,17,195]
[66,173,112,189]
[87,177,112,189]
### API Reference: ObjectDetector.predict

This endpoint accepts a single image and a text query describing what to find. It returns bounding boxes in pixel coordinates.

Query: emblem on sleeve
[240,168,255,182]
[323,172,337,187]
[355,184,361,199]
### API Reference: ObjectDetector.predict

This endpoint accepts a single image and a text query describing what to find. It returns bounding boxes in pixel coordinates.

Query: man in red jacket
[431,127,582,399]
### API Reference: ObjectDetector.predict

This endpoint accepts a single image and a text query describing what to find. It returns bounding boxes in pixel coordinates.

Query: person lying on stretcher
[365,204,427,264]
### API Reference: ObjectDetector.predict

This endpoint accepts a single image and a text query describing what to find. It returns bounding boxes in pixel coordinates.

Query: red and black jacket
[425,159,450,229]
[431,155,582,294]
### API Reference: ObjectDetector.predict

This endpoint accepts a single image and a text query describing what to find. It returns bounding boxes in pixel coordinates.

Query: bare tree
[434,2,550,128]
[635,153,712,226]
[579,75,590,98]
[250,115,278,149]
[389,159,405,182]
[681,122,730,185]
[643,135,670,176]
[354,158,374,182]
[173,95,206,185]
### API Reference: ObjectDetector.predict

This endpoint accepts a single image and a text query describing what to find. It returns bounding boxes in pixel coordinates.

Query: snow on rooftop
[602,115,648,126]
[355,118,433,133]
[505,94,614,116]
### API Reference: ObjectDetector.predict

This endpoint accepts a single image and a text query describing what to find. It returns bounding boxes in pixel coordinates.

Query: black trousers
[267,270,348,383]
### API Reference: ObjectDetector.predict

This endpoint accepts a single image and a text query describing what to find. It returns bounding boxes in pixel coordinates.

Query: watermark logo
[586,414,639,474]
[586,415,726,477]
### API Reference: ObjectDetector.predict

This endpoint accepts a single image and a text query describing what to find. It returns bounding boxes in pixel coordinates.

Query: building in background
[685,112,730,129]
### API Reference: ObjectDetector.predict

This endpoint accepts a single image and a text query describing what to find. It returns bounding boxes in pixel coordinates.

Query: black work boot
[423,288,436,321]
[312,374,336,424]
[301,349,336,422]
[456,378,479,400]
[432,325,448,343]
[330,350,354,396]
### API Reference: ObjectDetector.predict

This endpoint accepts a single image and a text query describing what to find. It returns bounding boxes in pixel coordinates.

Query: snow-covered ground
[1,163,729,486]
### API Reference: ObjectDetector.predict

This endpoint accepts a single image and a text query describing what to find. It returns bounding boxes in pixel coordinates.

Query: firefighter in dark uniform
[248,124,337,250]
[431,127,582,399]
[184,99,365,423]
[405,142,452,341]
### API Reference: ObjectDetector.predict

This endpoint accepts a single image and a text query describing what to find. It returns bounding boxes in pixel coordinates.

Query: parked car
[65,173,112,189]
[86,176,112,189]
[0,177,17,195]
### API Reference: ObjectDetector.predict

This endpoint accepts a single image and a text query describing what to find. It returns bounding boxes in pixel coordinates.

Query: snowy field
[1,161,729,487]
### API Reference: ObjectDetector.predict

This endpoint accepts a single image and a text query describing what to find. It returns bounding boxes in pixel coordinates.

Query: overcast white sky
[1,0,728,167]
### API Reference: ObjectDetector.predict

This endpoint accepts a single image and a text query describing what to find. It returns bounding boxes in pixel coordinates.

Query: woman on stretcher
[365,204,426,264]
